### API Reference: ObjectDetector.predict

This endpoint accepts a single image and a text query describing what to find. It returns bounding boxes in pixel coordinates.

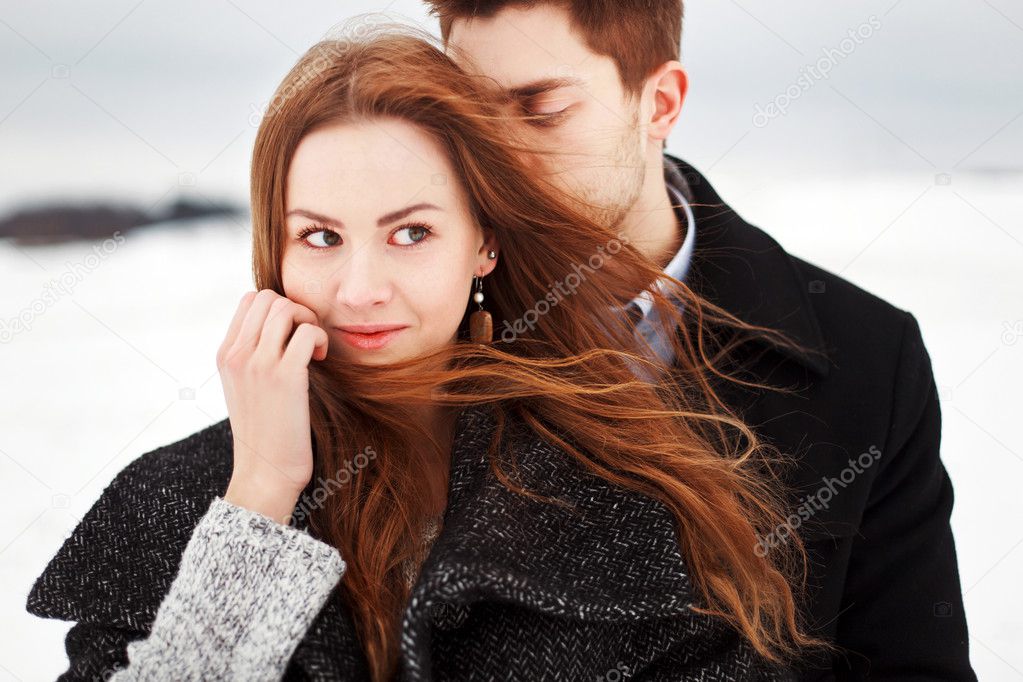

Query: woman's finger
[282,322,330,369]
[234,289,283,355]
[255,297,321,362]
[217,290,258,368]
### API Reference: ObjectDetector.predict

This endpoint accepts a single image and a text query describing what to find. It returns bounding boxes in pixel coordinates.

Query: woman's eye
[302,228,341,248]
[391,224,432,247]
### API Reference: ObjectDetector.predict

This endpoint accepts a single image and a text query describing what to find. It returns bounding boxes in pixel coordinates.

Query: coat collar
[664,154,833,378]
[293,402,698,678]
[396,403,696,676]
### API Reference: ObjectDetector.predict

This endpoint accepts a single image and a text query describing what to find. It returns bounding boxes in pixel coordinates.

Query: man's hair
[424,0,683,99]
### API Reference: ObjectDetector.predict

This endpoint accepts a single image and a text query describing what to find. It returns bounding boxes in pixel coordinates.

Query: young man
[425,1,976,679]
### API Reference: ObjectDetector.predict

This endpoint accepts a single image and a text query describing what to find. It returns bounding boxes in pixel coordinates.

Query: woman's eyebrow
[376,202,442,226]
[285,209,343,228]
[284,203,442,229]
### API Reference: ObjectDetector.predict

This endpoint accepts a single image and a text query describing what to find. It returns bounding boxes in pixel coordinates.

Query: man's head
[426,1,688,239]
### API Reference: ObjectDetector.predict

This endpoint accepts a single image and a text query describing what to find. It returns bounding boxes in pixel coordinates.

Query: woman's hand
[216,289,329,525]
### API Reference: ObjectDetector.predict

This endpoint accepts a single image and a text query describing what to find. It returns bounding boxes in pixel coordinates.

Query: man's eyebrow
[506,76,585,99]
[285,203,442,229]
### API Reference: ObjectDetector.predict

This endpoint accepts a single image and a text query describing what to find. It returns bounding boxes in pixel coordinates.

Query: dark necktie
[624,301,644,331]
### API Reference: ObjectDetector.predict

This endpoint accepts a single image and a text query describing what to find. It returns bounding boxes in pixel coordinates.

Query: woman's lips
[334,325,408,350]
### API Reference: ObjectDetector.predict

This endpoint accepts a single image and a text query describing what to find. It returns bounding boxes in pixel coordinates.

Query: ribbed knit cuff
[115,496,346,681]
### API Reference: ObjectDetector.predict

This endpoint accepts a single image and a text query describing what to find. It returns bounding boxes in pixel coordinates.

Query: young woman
[27,25,837,681]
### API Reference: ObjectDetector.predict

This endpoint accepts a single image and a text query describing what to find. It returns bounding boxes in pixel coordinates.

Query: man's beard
[562,120,646,231]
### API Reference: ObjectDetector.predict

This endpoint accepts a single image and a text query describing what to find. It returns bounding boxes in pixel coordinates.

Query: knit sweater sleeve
[106,495,346,681]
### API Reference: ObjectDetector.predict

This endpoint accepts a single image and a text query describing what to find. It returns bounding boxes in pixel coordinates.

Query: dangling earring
[469,273,493,344]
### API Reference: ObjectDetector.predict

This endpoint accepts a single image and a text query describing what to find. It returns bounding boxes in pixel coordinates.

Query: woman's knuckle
[223,348,245,371]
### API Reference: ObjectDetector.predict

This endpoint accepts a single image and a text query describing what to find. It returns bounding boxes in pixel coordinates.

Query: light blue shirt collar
[623,178,696,371]
[629,181,696,316]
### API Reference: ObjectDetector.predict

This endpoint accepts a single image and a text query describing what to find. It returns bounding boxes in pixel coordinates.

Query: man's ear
[644,61,688,144]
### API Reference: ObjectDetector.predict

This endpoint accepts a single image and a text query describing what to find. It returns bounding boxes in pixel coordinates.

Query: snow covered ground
[2,168,1020,680]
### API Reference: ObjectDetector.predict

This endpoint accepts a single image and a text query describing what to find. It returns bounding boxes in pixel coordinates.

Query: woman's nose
[332,247,393,310]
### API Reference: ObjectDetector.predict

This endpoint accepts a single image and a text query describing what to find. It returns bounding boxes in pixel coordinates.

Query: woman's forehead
[285,119,466,223]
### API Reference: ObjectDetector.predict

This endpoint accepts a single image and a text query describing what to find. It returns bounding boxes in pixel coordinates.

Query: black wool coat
[27,402,798,681]
[663,154,975,680]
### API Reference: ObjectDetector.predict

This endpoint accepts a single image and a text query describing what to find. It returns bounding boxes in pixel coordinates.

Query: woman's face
[282,117,498,365]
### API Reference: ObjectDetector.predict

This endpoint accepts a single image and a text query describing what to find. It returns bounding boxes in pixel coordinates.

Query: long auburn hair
[250,21,838,681]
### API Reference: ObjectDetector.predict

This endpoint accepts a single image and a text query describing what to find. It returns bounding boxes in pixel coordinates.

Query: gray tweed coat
[27,401,797,681]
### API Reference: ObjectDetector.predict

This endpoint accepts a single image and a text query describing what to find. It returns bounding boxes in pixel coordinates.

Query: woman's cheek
[279,261,302,303]
[280,259,323,312]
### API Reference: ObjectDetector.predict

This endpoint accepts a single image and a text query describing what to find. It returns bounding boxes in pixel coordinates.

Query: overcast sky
[1,0,1021,211]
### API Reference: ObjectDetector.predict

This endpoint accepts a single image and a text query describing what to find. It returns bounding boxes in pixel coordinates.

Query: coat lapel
[397,403,697,679]
[663,156,863,540]
[293,402,700,679]
[25,420,236,631]
[665,154,833,379]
